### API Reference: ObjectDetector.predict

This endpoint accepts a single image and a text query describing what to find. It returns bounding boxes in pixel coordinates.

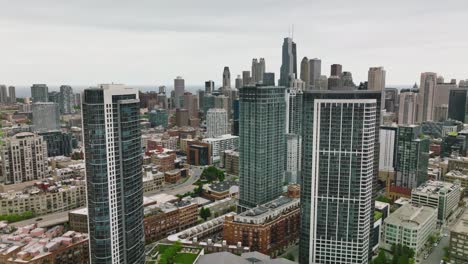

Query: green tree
[284,253,295,261]
[201,166,225,182]
[375,250,388,264]
[199,207,211,221]
[376,195,392,204]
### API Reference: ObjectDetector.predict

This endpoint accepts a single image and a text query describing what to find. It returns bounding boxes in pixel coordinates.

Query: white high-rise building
[368,67,386,91]
[379,125,398,172]
[59,85,74,114]
[8,86,16,104]
[398,90,418,125]
[300,90,381,264]
[206,108,228,138]
[417,72,437,122]
[0,132,48,184]
[285,133,301,184]
[309,58,321,89]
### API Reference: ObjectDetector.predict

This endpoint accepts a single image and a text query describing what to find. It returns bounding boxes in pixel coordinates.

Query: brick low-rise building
[164,169,181,184]
[143,198,198,243]
[152,153,176,172]
[223,196,300,257]
[223,150,239,176]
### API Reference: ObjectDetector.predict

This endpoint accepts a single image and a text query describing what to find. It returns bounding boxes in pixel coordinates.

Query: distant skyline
[1,0,467,87]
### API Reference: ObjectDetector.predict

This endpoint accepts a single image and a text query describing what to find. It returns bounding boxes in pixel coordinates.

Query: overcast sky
[1,0,467,88]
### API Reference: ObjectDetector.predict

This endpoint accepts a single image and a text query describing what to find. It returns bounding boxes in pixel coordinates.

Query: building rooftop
[412,180,459,196]
[235,196,299,224]
[446,170,468,179]
[451,210,468,235]
[70,208,88,216]
[0,224,87,262]
[197,251,295,264]
[384,204,436,229]
[207,180,239,193]
[375,201,390,210]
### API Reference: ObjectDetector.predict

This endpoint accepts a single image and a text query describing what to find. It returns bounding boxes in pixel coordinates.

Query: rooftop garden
[146,242,201,264]
[374,211,383,221]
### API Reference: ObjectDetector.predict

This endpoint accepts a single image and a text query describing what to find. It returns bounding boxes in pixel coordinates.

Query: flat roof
[412,180,459,196]
[384,204,436,229]
[451,210,468,235]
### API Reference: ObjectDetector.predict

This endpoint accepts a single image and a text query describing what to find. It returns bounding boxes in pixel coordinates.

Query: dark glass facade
[448,88,468,123]
[38,130,73,157]
[238,85,286,210]
[82,86,145,264]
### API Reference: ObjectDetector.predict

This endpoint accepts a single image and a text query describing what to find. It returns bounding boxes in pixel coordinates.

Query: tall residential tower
[82,84,145,264]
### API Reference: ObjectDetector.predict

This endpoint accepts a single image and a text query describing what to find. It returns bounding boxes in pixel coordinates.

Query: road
[145,166,203,196]
[10,167,204,228]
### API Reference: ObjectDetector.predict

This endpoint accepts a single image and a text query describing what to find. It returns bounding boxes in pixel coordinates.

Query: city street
[145,166,203,196]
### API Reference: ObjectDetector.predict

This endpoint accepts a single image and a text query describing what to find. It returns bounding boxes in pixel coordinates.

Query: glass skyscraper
[82,84,145,264]
[279,37,297,87]
[300,90,382,264]
[238,85,286,210]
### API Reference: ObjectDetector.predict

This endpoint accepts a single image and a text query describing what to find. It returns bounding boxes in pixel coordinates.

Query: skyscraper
[263,72,275,86]
[433,78,457,121]
[300,57,310,90]
[394,125,429,192]
[32,102,60,132]
[59,85,74,114]
[279,37,297,87]
[235,75,243,89]
[417,72,437,122]
[330,64,342,76]
[300,90,381,264]
[384,88,399,113]
[238,85,286,210]
[448,88,468,123]
[398,89,418,125]
[223,66,231,88]
[205,80,214,94]
[174,76,185,108]
[242,71,251,86]
[82,84,145,264]
[206,108,228,138]
[251,58,265,84]
[31,84,49,103]
[368,67,386,91]
[0,85,7,104]
[8,86,16,104]
[309,58,322,89]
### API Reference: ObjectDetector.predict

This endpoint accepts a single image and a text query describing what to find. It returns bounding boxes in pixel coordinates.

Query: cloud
[0,0,467,87]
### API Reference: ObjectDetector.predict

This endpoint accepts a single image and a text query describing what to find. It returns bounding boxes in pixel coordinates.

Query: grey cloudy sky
[1,0,467,87]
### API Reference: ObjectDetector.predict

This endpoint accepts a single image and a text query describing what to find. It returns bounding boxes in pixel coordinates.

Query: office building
[224,196,300,256]
[175,108,189,127]
[148,109,168,128]
[445,170,468,191]
[309,58,321,89]
[38,130,73,157]
[224,150,239,176]
[206,108,228,138]
[32,102,60,132]
[368,67,386,91]
[285,88,303,135]
[48,91,60,104]
[411,180,461,223]
[8,86,16,104]
[183,92,198,118]
[252,58,265,84]
[285,133,301,184]
[239,85,286,210]
[398,89,418,125]
[300,90,382,264]
[0,85,7,103]
[74,93,81,106]
[330,64,342,76]
[317,75,328,90]
[223,66,231,88]
[82,84,145,264]
[235,75,242,89]
[279,37,297,87]
[384,88,398,113]
[382,204,437,255]
[187,141,211,166]
[59,85,74,114]
[174,76,185,108]
[0,132,48,184]
[417,72,437,122]
[300,57,310,89]
[393,125,429,197]
[434,78,457,121]
[449,210,468,264]
[448,88,468,123]
[263,72,275,86]
[31,84,49,103]
[204,80,214,94]
[242,71,251,86]
[379,125,398,173]
[203,134,239,164]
